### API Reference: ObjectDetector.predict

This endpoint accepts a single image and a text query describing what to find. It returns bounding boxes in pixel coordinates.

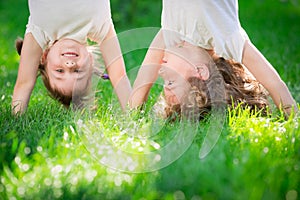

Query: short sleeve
[88,18,113,44]
[25,16,49,50]
[213,28,249,63]
[199,0,249,62]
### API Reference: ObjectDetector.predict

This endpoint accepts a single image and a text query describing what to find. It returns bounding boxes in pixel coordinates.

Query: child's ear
[15,38,23,55]
[196,64,209,80]
[41,49,49,65]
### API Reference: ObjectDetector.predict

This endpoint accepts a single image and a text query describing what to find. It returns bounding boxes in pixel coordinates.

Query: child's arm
[12,33,42,114]
[242,40,298,115]
[129,30,165,108]
[100,25,132,110]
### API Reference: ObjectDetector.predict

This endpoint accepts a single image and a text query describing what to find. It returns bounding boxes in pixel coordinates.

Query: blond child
[12,0,131,114]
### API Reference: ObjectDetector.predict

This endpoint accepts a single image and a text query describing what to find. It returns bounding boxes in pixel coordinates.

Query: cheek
[164,87,183,105]
[45,55,61,70]
[79,55,93,72]
[46,46,59,58]
[165,83,192,105]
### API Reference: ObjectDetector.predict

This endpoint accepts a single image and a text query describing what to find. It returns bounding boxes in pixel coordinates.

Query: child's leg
[242,40,298,115]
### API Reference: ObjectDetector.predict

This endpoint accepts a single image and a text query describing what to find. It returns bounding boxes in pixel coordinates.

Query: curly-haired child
[130,0,297,117]
[153,43,269,120]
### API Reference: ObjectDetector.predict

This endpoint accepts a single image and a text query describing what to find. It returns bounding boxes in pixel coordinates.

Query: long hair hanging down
[164,57,269,120]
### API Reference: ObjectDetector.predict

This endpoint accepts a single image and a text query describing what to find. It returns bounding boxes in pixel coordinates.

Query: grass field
[1,0,300,199]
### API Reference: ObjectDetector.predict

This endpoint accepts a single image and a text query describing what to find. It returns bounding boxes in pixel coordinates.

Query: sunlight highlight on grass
[75,106,200,173]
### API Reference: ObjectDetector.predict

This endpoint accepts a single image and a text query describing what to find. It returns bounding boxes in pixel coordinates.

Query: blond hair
[15,38,106,109]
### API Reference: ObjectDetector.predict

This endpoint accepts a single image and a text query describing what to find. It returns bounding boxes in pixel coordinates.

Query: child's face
[159,45,211,105]
[45,39,93,96]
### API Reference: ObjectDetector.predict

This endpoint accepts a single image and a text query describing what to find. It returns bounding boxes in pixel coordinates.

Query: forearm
[12,81,35,114]
[130,61,161,108]
[266,80,298,114]
[101,26,132,110]
[113,73,132,110]
[11,33,42,115]
[106,57,132,110]
[130,30,165,108]
[242,40,298,114]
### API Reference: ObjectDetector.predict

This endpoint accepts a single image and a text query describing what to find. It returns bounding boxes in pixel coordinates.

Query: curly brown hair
[163,57,269,120]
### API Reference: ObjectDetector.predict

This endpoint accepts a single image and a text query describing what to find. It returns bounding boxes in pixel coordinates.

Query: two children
[12,0,297,119]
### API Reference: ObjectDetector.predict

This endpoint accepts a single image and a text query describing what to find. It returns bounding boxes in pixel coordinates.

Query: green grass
[1,0,300,199]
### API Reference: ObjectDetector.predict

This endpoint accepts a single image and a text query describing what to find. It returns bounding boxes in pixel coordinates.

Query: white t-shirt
[26,0,113,50]
[162,0,249,62]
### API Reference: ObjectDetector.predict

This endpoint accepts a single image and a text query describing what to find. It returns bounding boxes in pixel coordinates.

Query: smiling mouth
[62,52,79,57]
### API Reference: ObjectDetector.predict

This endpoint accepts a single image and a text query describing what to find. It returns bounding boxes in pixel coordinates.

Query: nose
[65,60,76,68]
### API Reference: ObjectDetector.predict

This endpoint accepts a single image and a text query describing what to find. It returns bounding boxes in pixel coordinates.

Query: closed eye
[167,80,174,86]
